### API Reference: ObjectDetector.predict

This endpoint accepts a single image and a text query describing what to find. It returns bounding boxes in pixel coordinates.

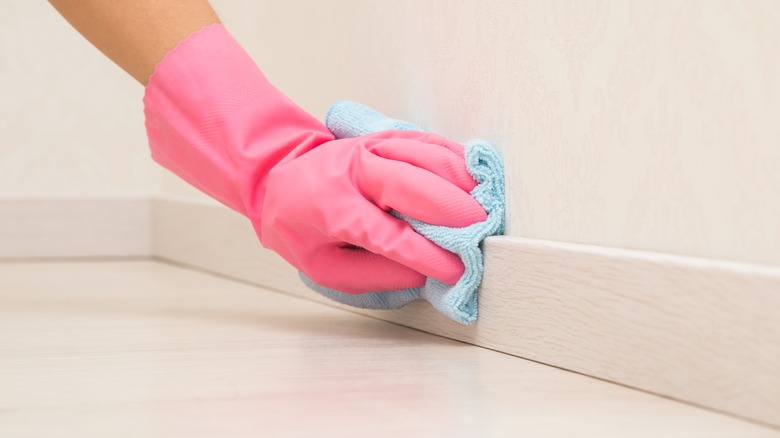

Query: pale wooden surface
[1,261,777,437]
[0,198,150,258]
[152,198,780,427]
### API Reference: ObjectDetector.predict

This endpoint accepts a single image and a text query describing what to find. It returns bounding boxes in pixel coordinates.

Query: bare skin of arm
[48,0,220,85]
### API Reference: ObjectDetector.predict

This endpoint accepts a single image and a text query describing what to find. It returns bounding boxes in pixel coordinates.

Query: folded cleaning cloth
[300,100,505,324]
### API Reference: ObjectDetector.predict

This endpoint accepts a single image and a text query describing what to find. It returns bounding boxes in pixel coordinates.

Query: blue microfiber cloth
[300,100,505,324]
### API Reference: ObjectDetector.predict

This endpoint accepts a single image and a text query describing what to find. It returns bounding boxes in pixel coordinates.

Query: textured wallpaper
[5,1,778,267]
[207,0,780,266]
[0,2,157,197]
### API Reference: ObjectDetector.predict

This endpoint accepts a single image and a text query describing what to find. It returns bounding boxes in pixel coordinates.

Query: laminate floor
[0,260,776,437]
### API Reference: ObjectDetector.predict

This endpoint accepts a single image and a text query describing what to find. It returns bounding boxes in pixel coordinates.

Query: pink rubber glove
[143,24,486,293]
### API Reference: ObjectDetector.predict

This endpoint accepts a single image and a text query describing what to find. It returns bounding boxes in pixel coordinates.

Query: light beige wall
[0,2,156,197]
[185,0,780,266]
[7,1,776,267]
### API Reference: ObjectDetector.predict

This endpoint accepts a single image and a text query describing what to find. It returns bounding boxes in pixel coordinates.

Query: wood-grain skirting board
[0,197,151,258]
[3,197,777,427]
[152,197,780,428]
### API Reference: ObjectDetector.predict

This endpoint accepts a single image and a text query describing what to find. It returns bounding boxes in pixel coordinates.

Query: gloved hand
[143,24,486,293]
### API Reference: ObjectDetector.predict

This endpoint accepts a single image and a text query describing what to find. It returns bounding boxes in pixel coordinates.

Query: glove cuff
[143,23,333,215]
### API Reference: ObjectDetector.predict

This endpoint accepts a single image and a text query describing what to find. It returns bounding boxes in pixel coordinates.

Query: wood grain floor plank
[1,261,776,437]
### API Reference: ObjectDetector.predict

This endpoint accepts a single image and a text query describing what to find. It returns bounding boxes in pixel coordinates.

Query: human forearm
[48,0,220,84]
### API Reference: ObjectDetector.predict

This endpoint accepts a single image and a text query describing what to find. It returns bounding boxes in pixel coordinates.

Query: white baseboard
[0,197,151,258]
[4,196,778,426]
[152,196,780,427]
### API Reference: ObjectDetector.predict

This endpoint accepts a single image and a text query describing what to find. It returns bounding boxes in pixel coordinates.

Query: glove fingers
[358,152,487,228]
[307,246,427,294]
[359,131,466,158]
[330,203,466,286]
[366,138,478,193]
[406,132,467,158]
